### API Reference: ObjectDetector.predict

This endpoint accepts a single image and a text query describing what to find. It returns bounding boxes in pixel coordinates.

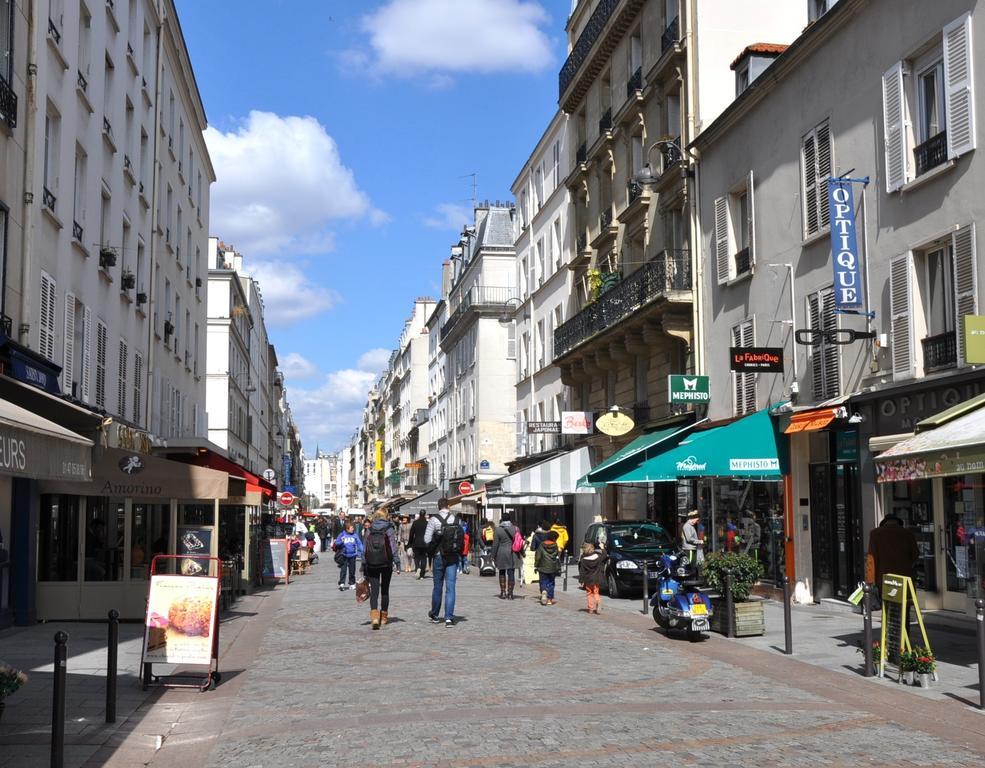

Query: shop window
[84,497,124,581]
[38,495,79,581]
[944,476,983,598]
[131,503,170,579]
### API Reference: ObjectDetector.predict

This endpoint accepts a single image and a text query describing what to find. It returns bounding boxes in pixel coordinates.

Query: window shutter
[95,321,107,408]
[39,272,56,361]
[747,170,756,268]
[507,322,516,359]
[81,306,92,403]
[802,131,818,235]
[808,293,823,399]
[62,292,76,395]
[889,253,914,380]
[809,289,840,399]
[952,223,978,366]
[714,195,729,284]
[882,62,908,192]
[117,339,128,417]
[133,351,143,425]
[943,13,976,159]
[741,320,756,414]
[815,123,832,230]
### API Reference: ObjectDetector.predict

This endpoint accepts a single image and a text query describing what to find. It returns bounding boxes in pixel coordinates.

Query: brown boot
[370,609,380,630]
[380,611,388,626]
[507,582,515,600]
[498,574,507,599]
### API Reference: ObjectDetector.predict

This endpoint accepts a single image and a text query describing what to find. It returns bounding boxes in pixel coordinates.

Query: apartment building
[303,449,338,508]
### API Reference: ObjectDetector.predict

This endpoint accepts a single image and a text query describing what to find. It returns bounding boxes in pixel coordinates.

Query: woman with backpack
[363,510,400,630]
[492,512,523,600]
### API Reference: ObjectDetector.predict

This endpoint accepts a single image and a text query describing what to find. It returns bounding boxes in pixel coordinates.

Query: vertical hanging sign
[827,179,864,310]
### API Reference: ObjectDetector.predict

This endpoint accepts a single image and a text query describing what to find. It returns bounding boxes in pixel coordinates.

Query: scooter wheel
[652,605,670,629]
[686,628,701,642]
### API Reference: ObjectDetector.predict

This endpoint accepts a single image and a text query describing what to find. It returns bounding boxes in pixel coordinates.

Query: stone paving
[5,561,985,767]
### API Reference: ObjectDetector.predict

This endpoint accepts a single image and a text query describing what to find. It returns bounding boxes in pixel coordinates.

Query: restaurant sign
[527,421,562,434]
[561,411,594,435]
[730,347,784,372]
[668,375,710,404]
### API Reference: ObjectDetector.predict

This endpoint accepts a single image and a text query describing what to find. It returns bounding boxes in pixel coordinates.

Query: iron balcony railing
[598,107,612,134]
[553,249,691,359]
[42,187,56,212]
[576,232,588,254]
[441,285,517,340]
[922,330,957,372]
[599,209,613,234]
[632,401,650,424]
[914,131,947,176]
[0,74,15,129]
[559,0,620,98]
[72,220,84,242]
[661,16,680,54]
[627,179,644,204]
[0,314,11,337]
[627,67,642,96]
[576,141,587,164]
[77,69,88,93]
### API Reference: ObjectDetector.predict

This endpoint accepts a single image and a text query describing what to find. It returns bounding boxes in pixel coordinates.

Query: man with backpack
[424,498,464,627]
[492,512,524,600]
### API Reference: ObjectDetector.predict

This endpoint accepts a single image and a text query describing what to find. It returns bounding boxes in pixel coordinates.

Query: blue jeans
[540,573,556,600]
[430,554,458,620]
[339,556,356,585]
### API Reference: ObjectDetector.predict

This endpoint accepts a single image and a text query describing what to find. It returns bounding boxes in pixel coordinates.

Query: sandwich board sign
[668,375,710,404]
[878,573,931,680]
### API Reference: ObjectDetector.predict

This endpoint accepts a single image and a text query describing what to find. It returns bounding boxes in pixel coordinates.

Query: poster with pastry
[143,574,219,665]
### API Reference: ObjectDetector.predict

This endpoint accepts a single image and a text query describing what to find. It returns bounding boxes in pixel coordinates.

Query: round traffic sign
[279,491,295,506]
[458,481,474,496]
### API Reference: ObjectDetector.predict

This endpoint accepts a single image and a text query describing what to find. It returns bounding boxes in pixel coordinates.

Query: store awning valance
[578,422,699,488]
[179,450,276,499]
[400,487,444,517]
[591,409,787,484]
[0,398,92,481]
[495,447,593,504]
[784,408,839,434]
[874,399,985,482]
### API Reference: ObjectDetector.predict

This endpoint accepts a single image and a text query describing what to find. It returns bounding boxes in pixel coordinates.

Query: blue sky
[174,0,571,453]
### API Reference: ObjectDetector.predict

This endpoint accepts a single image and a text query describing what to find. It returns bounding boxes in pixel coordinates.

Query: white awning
[490,447,593,506]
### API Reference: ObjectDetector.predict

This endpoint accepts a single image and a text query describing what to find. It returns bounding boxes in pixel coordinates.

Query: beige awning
[0,398,93,481]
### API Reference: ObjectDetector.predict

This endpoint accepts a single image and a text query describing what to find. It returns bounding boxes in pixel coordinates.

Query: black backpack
[438,514,463,562]
[364,527,392,567]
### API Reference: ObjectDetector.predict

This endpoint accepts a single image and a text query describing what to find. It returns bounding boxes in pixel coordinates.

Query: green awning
[596,409,787,484]
[577,422,698,488]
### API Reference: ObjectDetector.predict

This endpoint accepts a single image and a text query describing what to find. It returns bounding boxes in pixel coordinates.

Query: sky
[174,0,572,455]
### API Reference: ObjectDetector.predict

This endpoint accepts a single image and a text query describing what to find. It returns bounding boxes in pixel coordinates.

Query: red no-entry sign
[458,481,474,496]
[279,491,295,506]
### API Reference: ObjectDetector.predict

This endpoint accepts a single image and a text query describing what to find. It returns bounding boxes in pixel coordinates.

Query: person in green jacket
[534,530,562,605]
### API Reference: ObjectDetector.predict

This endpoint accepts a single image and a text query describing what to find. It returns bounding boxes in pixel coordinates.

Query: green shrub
[701,551,764,602]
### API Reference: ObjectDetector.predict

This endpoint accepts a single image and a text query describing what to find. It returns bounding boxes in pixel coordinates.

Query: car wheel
[606,570,621,599]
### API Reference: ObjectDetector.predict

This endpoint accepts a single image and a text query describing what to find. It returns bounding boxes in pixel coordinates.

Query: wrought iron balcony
[72,220,84,242]
[440,285,517,341]
[559,0,620,99]
[554,249,691,359]
[576,233,588,254]
[576,141,587,164]
[42,187,56,212]
[77,70,88,93]
[0,75,17,129]
[661,16,680,54]
[627,67,642,96]
[627,179,644,204]
[598,107,612,134]
[48,18,61,45]
[914,131,947,176]
[632,400,650,424]
[0,314,11,337]
[600,209,613,232]
[922,330,957,372]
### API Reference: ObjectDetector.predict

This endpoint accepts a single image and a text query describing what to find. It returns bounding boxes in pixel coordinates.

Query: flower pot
[919,673,932,688]
[903,670,915,685]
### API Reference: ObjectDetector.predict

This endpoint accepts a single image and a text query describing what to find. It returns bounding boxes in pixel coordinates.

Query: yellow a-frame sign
[879,573,932,679]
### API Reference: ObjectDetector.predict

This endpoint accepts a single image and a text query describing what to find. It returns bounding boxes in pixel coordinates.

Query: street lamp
[633,138,697,186]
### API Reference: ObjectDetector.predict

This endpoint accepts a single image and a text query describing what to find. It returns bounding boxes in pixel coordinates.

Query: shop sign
[827,179,864,310]
[836,430,858,462]
[875,449,985,482]
[873,381,985,433]
[561,411,594,435]
[262,468,276,483]
[9,349,61,395]
[729,347,784,372]
[675,456,708,473]
[596,410,635,437]
[405,462,424,469]
[668,375,710,403]
[965,315,985,364]
[374,440,383,471]
[527,421,562,434]
[143,574,220,665]
[178,526,213,576]
[0,427,90,481]
[729,458,780,471]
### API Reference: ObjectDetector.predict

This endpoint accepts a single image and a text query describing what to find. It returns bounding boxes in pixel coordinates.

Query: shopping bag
[355,578,370,603]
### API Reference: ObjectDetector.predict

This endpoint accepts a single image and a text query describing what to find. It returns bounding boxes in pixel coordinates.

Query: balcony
[661,16,680,54]
[632,400,650,425]
[0,75,15,129]
[72,220,84,242]
[554,249,691,359]
[592,207,618,250]
[440,285,516,346]
[576,141,587,164]
[627,67,642,97]
[42,187,56,213]
[922,330,957,372]
[576,232,588,254]
[627,179,644,204]
[0,314,11,337]
[598,107,612,135]
[914,131,947,177]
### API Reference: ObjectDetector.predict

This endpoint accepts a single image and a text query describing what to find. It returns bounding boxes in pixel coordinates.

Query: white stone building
[303,449,338,508]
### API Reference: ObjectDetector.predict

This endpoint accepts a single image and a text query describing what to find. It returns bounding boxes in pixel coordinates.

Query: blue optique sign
[827,179,864,310]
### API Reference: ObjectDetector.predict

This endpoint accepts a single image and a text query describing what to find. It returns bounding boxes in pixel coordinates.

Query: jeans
[413,548,428,577]
[339,556,357,585]
[458,551,470,573]
[540,573,556,600]
[430,554,458,620]
[365,566,392,612]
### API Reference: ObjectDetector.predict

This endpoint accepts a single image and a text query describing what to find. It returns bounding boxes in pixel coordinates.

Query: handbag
[355,578,370,603]
[334,550,347,567]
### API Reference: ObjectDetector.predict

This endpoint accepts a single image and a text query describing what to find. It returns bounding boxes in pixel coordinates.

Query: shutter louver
[133,352,143,425]
[808,293,823,399]
[747,170,756,268]
[62,293,76,395]
[117,339,128,417]
[815,123,832,230]
[883,62,908,192]
[714,195,730,284]
[95,321,107,408]
[944,13,976,159]
[741,320,756,414]
[81,306,92,403]
[890,253,914,380]
[39,273,56,361]
[952,224,978,365]
[802,132,818,235]
[810,289,840,399]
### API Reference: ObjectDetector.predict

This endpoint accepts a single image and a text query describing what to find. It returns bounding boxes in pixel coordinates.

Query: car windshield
[608,524,672,549]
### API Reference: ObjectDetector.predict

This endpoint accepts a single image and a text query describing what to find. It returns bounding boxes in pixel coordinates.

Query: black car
[583,520,674,598]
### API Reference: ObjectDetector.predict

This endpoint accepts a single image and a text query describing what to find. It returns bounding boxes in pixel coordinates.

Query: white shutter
[133,352,143,425]
[62,292,76,395]
[117,339,128,417]
[746,170,756,268]
[890,253,915,380]
[815,123,832,230]
[81,306,92,403]
[506,322,516,358]
[95,320,107,408]
[809,289,840,399]
[714,195,729,284]
[883,62,908,192]
[802,131,818,235]
[952,224,978,366]
[944,13,976,159]
[741,320,756,414]
[38,272,56,361]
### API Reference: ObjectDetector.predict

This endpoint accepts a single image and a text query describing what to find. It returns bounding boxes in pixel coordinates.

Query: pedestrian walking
[534,530,561,605]
[578,541,607,614]
[424,498,464,627]
[397,515,413,572]
[333,522,363,590]
[681,509,704,564]
[492,512,523,600]
[409,511,429,579]
[363,510,400,629]
[549,515,569,554]
[457,519,471,575]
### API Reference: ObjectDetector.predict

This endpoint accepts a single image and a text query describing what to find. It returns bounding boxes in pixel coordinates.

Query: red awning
[170,450,276,499]
[784,408,838,434]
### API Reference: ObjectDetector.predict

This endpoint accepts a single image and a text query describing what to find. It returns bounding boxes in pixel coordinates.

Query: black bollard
[977,599,985,709]
[724,573,734,639]
[641,560,650,615]
[562,553,568,593]
[863,584,874,678]
[782,575,793,655]
[106,609,119,724]
[51,631,68,768]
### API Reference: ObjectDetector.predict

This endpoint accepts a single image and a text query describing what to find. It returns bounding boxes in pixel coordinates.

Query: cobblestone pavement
[188,564,985,768]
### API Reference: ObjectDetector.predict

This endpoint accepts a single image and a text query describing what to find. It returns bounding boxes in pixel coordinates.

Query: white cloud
[360,0,554,77]
[423,202,471,231]
[245,260,336,326]
[291,366,380,452]
[205,111,385,256]
[281,352,319,380]
[357,348,392,373]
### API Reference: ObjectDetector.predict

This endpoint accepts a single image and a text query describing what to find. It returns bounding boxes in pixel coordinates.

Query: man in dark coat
[867,515,919,586]
[409,511,429,579]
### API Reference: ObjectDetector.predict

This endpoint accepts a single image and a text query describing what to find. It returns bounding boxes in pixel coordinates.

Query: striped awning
[491,447,593,505]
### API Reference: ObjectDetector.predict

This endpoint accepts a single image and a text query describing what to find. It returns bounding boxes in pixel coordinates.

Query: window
[735,62,750,96]
[133,351,143,424]
[1,0,13,84]
[552,140,560,187]
[136,240,144,294]
[39,495,80,581]
[80,305,92,403]
[506,323,516,359]
[802,121,831,237]
[807,288,840,400]
[77,7,91,79]
[43,106,60,200]
[38,271,56,361]
[731,319,756,415]
[95,319,107,408]
[84,497,124,581]
[553,219,563,270]
[536,238,545,287]
[117,338,128,416]
[72,147,86,229]
[808,0,838,22]
[917,59,945,145]
[99,191,110,254]
[714,172,755,283]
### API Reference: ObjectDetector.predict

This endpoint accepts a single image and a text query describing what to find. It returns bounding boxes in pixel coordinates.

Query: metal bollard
[782,575,793,655]
[724,573,734,639]
[863,584,874,678]
[562,554,569,592]
[976,599,985,709]
[51,631,68,768]
[106,609,119,724]
[641,560,650,615]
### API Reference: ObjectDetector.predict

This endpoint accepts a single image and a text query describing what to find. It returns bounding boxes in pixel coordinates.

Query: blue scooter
[650,551,712,640]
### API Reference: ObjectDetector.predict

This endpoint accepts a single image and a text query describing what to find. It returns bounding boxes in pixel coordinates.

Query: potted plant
[701,551,766,637]
[899,648,917,684]
[913,648,936,688]
[857,640,882,676]
[0,661,28,720]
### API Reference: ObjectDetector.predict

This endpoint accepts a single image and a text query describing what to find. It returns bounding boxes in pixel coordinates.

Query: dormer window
[730,44,787,97]
[809,0,838,22]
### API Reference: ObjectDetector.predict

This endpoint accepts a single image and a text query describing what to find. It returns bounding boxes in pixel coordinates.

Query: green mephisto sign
[668,375,710,404]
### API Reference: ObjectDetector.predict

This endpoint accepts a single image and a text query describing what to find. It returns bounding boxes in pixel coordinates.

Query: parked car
[583,520,674,598]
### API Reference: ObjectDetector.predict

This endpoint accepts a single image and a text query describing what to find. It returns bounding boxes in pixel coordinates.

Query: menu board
[177,526,213,577]
[883,600,903,666]
[261,538,289,581]
[143,574,219,665]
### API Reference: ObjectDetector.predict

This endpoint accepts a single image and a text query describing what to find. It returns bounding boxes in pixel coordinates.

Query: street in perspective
[4,0,985,766]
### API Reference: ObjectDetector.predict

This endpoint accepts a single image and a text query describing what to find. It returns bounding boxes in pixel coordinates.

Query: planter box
[710,597,765,637]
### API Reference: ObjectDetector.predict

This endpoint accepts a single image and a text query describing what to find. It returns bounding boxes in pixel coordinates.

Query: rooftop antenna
[460,172,478,210]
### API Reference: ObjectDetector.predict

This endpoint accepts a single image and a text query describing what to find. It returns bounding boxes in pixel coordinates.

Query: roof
[730,43,789,70]
[475,207,515,250]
